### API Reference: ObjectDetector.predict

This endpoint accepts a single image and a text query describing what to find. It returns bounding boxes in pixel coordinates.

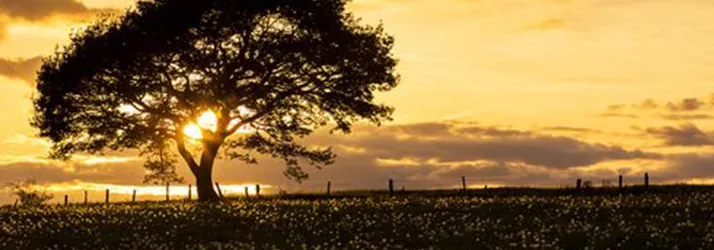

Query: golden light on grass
[40,181,273,201]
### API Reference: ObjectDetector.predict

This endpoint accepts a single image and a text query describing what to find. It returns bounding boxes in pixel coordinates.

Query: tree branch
[175,132,199,175]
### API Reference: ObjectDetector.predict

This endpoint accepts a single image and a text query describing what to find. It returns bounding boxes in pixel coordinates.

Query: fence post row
[166,183,170,202]
[215,182,224,198]
[389,179,394,196]
[461,176,467,192]
[188,185,192,200]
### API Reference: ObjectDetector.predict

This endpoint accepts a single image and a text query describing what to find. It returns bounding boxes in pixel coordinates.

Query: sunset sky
[1,0,714,203]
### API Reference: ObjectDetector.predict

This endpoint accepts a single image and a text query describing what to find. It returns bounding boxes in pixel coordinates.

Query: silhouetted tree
[32,0,398,201]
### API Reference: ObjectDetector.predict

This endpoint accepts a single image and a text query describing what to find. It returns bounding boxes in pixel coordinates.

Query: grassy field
[2,186,714,249]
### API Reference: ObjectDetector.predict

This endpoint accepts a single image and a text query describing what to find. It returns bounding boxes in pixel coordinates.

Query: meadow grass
[1,185,713,249]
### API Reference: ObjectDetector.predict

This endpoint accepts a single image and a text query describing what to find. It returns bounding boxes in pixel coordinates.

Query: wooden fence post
[576,179,582,190]
[132,189,136,203]
[244,186,249,198]
[188,185,192,200]
[256,185,260,197]
[105,189,110,204]
[618,175,623,190]
[485,185,488,190]
[461,176,467,192]
[327,181,331,196]
[64,194,68,206]
[13,199,18,208]
[215,182,224,198]
[389,179,394,196]
[84,190,88,205]
[645,172,649,190]
[166,182,170,202]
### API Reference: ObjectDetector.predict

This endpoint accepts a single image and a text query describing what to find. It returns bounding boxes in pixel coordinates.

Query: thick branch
[175,133,199,175]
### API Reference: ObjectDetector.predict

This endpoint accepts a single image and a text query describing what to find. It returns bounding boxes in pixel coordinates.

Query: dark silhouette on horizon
[31,0,399,202]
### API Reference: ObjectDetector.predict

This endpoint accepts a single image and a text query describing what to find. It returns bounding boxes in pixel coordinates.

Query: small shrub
[6,178,54,206]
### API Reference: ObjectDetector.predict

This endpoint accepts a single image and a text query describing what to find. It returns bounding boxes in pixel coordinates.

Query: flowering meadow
[1,188,713,249]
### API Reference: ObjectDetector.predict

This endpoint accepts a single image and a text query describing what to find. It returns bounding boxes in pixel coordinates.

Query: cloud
[0,56,42,83]
[600,112,638,119]
[654,153,714,183]
[666,98,706,112]
[455,126,533,138]
[388,122,453,137]
[605,95,714,121]
[632,99,659,110]
[0,0,102,21]
[0,0,117,41]
[661,114,714,121]
[540,126,601,134]
[320,122,660,170]
[526,18,568,30]
[0,159,145,185]
[644,123,713,146]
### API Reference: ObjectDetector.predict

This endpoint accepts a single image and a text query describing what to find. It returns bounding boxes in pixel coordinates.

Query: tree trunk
[194,143,220,202]
[195,168,219,201]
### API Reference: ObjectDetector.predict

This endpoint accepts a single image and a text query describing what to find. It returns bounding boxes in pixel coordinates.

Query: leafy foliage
[31,0,399,187]
[5,179,54,207]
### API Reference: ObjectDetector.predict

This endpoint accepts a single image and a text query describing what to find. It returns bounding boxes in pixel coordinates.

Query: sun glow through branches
[183,111,218,140]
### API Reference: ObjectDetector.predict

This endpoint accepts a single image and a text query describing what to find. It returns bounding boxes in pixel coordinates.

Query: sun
[182,111,218,140]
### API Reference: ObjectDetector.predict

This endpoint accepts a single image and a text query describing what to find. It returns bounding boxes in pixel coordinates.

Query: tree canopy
[32,0,398,200]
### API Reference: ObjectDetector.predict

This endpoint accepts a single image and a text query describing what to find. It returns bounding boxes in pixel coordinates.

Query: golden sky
[1,0,714,203]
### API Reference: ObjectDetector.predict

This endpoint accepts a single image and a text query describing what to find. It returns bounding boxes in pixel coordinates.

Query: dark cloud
[605,96,714,121]
[455,126,532,137]
[644,123,713,146]
[661,114,714,121]
[600,112,638,119]
[0,0,98,21]
[540,126,601,133]
[0,160,145,185]
[388,122,453,137]
[666,98,706,112]
[0,0,117,42]
[631,99,659,110]
[607,104,626,112]
[652,154,714,183]
[601,104,640,119]
[356,135,658,169]
[435,163,512,180]
[319,123,660,170]
[0,56,42,83]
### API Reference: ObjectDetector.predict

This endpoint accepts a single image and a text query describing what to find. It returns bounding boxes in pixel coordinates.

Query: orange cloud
[0,56,42,83]
[0,0,105,21]
[0,0,117,41]
[527,18,568,30]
